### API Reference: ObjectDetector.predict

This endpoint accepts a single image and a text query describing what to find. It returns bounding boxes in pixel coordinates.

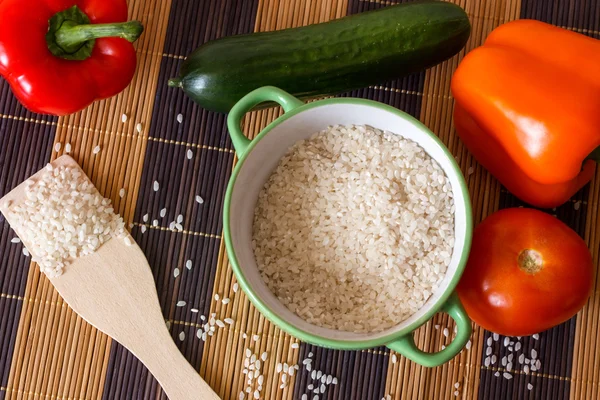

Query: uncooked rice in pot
[4,164,127,277]
[252,124,455,333]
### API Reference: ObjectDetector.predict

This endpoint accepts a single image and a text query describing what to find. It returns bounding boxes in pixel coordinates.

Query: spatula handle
[44,238,221,400]
[129,324,220,400]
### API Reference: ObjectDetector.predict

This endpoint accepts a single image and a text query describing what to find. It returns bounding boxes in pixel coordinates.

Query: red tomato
[457,207,593,336]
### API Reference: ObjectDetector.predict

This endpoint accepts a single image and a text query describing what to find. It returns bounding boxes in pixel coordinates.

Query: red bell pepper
[0,0,143,116]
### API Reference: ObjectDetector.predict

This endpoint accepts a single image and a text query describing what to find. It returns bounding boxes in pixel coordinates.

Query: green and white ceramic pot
[223,86,473,367]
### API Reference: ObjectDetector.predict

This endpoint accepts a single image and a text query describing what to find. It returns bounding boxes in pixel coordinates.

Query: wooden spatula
[0,155,220,400]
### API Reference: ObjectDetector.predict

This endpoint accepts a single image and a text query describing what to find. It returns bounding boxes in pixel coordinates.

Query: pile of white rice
[6,164,127,277]
[252,125,455,333]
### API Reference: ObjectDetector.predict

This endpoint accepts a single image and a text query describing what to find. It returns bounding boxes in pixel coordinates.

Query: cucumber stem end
[168,78,183,88]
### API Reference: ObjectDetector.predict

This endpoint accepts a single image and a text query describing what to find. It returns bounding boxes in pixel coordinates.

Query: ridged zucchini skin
[169,1,471,113]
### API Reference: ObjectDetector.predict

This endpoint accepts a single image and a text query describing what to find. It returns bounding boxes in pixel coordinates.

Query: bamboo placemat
[1,0,599,399]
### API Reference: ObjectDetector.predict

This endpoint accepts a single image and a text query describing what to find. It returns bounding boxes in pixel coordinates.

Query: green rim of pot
[223,96,473,350]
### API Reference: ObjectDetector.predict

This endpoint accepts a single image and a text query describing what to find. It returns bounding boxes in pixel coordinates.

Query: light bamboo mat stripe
[525,1,600,398]
[198,1,348,399]
[384,0,520,398]
[99,0,260,398]
[4,0,173,398]
[518,1,600,397]
[1,0,600,399]
[574,172,600,400]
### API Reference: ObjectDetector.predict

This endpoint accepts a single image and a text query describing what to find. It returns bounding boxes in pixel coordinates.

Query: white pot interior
[228,102,470,342]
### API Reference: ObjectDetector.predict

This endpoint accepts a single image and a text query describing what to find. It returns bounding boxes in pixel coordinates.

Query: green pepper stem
[55,21,144,53]
[46,6,144,61]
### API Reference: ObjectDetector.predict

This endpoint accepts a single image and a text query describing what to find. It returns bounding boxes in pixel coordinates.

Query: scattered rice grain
[531,349,537,359]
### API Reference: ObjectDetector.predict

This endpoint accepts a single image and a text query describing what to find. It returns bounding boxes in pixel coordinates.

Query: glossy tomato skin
[457,208,593,336]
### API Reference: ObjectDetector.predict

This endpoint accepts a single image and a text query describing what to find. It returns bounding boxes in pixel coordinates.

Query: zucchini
[168,1,470,113]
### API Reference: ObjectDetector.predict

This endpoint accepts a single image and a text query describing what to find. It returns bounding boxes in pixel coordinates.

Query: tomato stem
[518,249,543,274]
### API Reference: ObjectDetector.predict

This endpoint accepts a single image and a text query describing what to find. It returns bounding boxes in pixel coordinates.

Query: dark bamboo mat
[0,80,58,397]
[1,0,600,399]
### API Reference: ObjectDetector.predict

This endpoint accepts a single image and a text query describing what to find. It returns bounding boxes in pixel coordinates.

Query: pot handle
[227,86,304,157]
[387,293,471,367]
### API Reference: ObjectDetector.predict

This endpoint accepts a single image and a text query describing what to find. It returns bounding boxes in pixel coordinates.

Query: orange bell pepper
[451,20,600,208]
